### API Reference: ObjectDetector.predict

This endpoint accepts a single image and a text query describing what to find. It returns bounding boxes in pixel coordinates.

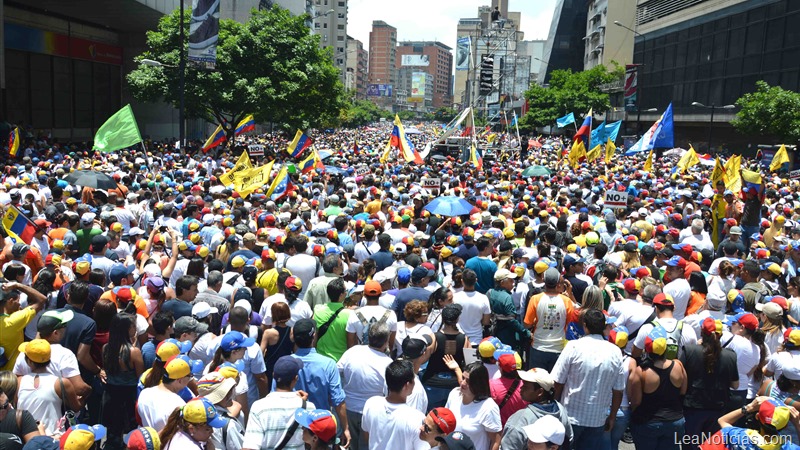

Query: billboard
[624,64,638,111]
[456,36,471,71]
[401,55,430,66]
[367,84,393,97]
[410,72,426,102]
[188,0,221,68]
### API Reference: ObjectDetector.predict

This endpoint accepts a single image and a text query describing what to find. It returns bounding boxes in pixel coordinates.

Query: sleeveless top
[264,326,293,379]
[421,331,466,388]
[106,349,139,387]
[632,361,684,424]
[17,373,61,435]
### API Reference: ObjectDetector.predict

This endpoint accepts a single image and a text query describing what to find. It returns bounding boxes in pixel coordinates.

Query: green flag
[92,104,143,153]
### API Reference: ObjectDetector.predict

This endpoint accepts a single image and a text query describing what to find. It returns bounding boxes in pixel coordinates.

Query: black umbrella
[62,170,118,190]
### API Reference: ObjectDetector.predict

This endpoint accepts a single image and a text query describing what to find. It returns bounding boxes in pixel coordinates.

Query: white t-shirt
[453,291,490,345]
[395,323,433,357]
[345,305,398,344]
[13,343,81,379]
[633,318,698,358]
[137,387,185,430]
[663,279,692,320]
[362,396,428,450]
[407,374,428,414]
[337,345,392,414]
[609,301,654,352]
[765,349,800,380]
[285,254,321,300]
[444,389,502,450]
[189,331,218,368]
[721,331,761,397]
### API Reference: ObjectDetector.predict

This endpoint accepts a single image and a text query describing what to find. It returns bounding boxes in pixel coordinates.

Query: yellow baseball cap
[19,339,51,364]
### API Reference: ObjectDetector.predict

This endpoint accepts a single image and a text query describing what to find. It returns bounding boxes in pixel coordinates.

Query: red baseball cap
[428,408,457,434]
[652,293,674,306]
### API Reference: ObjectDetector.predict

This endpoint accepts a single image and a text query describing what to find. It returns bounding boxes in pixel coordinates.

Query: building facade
[312,0,347,85]
[539,0,588,83]
[396,41,453,110]
[583,0,635,71]
[368,20,397,110]
[346,36,368,99]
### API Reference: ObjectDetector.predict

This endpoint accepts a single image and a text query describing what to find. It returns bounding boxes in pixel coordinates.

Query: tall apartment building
[346,36,368,99]
[583,0,635,70]
[312,0,348,84]
[396,41,453,110]
[539,0,589,83]
[368,20,397,109]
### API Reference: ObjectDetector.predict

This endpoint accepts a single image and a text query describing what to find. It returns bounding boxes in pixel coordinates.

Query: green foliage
[731,81,800,142]
[519,65,619,129]
[127,6,344,138]
[396,110,417,121]
[339,99,391,127]
[433,107,457,123]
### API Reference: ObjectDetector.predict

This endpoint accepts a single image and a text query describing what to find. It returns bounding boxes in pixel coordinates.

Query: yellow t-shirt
[0,307,36,371]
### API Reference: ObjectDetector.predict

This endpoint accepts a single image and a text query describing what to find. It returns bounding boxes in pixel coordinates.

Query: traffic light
[480,55,494,95]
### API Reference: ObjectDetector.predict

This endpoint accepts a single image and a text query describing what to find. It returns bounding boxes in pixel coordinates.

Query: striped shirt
[243,391,314,450]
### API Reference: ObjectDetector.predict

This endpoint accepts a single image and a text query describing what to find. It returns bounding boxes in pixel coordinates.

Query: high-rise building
[583,0,635,70]
[346,36,368,99]
[518,40,546,85]
[368,20,397,109]
[396,41,453,110]
[539,0,588,83]
[312,0,348,85]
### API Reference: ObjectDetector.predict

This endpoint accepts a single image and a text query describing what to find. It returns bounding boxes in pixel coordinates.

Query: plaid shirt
[552,334,625,427]
[242,391,315,450]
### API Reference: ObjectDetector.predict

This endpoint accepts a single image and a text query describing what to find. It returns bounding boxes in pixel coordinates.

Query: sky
[347,0,557,55]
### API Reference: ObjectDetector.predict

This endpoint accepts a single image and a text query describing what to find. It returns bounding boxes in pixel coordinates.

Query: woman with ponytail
[679,317,739,450]
[160,397,229,450]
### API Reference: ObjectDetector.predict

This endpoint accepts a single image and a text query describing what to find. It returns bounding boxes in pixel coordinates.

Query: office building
[396,41,453,110]
[346,36,368,99]
[539,0,588,83]
[368,20,397,109]
[583,0,635,70]
[518,40,546,85]
[312,0,348,84]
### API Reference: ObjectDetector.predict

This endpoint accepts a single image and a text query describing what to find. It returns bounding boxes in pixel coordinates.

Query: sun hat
[197,372,237,405]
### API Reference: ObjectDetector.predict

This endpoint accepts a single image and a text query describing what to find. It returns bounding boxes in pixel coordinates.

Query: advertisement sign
[456,36,471,71]
[624,65,638,111]
[604,191,628,209]
[411,72,426,99]
[4,23,123,65]
[367,84,393,97]
[401,55,430,66]
[188,0,221,68]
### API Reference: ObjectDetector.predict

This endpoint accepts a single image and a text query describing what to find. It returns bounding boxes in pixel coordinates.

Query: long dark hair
[102,313,135,375]
[701,329,721,374]
[32,269,56,297]
[186,257,205,278]
[463,362,491,402]
[747,328,768,383]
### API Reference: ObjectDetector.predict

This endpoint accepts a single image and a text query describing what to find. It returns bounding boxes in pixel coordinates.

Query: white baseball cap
[192,302,218,319]
[523,415,565,445]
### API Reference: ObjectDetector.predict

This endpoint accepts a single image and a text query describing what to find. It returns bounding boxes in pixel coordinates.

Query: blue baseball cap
[219,331,256,352]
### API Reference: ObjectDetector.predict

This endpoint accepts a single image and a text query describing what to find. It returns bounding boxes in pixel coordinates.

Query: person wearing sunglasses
[419,407,458,448]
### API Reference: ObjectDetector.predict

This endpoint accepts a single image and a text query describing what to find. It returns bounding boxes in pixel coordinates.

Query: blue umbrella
[324,166,346,175]
[423,196,474,217]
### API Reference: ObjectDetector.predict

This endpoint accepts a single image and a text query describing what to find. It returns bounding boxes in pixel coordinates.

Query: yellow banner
[233,160,274,198]
[604,139,616,164]
[220,151,253,186]
[643,150,653,173]
[724,154,742,193]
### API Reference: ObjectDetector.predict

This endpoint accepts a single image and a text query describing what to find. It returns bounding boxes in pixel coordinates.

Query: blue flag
[556,113,575,128]
[605,120,622,143]
[652,103,674,149]
[590,121,606,146]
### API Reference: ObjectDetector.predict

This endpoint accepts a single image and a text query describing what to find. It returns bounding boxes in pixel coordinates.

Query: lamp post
[614,20,646,136]
[140,58,184,146]
[691,102,735,152]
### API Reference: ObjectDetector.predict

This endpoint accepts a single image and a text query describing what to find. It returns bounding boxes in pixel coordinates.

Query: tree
[519,65,622,130]
[433,107,457,123]
[339,99,391,127]
[731,81,800,143]
[127,6,344,141]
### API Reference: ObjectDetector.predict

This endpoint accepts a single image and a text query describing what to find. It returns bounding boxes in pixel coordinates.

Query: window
[338,1,344,5]
[315,23,320,28]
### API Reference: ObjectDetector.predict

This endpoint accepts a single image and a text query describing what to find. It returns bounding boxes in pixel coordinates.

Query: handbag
[56,377,77,432]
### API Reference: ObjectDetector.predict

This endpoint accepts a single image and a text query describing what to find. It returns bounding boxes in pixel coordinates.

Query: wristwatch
[741,405,748,415]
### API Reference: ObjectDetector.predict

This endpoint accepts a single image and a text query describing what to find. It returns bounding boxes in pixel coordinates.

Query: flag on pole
[92,104,143,153]
[287,130,313,158]
[232,160,275,198]
[604,120,622,143]
[299,150,324,174]
[590,121,606,146]
[265,166,289,199]
[651,103,674,149]
[390,115,423,164]
[219,151,253,186]
[8,127,19,157]
[234,115,256,136]
[2,205,36,244]
[677,146,700,173]
[573,109,592,151]
[724,155,742,193]
[605,139,616,164]
[568,140,586,168]
[711,158,726,188]
[643,150,654,172]
[470,142,483,170]
[770,144,790,172]
[556,113,575,128]
[586,144,602,162]
[202,125,227,153]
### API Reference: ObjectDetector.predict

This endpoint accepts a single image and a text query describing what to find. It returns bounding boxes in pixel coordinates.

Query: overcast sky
[347,0,557,53]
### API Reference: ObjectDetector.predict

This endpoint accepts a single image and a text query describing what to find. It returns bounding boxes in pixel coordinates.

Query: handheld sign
[421,177,441,190]
[355,166,370,176]
[248,144,265,157]
[604,191,628,209]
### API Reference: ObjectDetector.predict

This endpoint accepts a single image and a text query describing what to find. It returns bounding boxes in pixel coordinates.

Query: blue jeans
[423,384,453,411]
[573,424,610,450]
[630,418,685,450]
[741,225,760,249]
[528,348,560,372]
[609,408,630,450]
[683,408,723,450]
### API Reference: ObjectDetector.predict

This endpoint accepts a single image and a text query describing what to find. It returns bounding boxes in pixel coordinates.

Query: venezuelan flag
[470,143,483,170]
[3,205,36,244]
[8,127,19,157]
[266,166,289,199]
[299,150,324,174]
[202,125,227,153]
[741,169,764,196]
[573,109,592,150]
[234,115,255,136]
[287,130,313,158]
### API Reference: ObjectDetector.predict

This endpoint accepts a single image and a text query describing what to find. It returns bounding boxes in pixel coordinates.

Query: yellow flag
[379,138,392,163]
[770,144,790,172]
[219,151,253,186]
[604,139,616,164]
[711,158,725,188]
[724,154,742,193]
[677,146,700,173]
[643,150,653,173]
[233,160,274,198]
[586,144,602,162]
[487,133,497,144]
[568,140,586,168]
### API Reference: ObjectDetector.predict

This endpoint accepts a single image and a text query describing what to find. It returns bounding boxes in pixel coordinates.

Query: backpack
[355,309,391,344]
[651,318,684,360]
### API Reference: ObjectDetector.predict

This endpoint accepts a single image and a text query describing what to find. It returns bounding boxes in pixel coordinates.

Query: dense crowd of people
[1,122,800,450]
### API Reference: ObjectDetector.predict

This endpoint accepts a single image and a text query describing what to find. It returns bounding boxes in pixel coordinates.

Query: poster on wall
[401,55,430,66]
[456,36,471,71]
[188,0,221,68]
[624,64,638,111]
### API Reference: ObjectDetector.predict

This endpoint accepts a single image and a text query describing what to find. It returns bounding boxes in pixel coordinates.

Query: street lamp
[614,20,647,136]
[139,58,184,148]
[140,59,176,68]
[691,102,735,152]
[313,8,335,18]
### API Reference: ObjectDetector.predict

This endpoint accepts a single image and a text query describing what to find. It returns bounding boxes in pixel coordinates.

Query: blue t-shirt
[141,339,162,370]
[392,286,432,321]
[465,256,498,294]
